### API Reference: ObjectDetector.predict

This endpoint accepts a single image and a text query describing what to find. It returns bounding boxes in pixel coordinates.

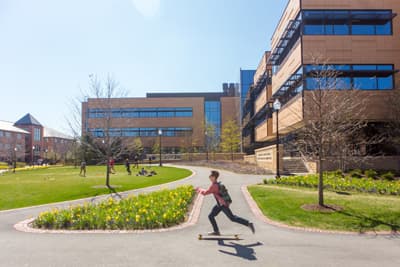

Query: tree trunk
[318,158,324,207]
[106,164,110,188]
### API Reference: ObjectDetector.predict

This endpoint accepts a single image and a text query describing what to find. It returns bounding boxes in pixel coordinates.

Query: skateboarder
[196,170,255,236]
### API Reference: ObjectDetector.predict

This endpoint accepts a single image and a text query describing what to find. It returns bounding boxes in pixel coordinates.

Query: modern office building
[82,86,240,154]
[240,69,256,110]
[242,52,273,154]
[243,0,400,171]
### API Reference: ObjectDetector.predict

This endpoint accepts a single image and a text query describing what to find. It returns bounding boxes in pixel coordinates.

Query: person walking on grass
[125,158,131,175]
[196,170,255,236]
[79,161,86,177]
[134,154,139,169]
[109,157,116,174]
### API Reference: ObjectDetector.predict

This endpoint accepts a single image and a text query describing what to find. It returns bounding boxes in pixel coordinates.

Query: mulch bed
[178,160,273,175]
[301,204,343,213]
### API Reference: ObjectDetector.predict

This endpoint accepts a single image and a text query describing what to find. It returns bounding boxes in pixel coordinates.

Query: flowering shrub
[267,174,400,196]
[33,185,195,230]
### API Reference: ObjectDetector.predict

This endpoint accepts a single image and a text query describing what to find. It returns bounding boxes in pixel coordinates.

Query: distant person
[137,167,148,176]
[109,157,116,174]
[125,158,131,175]
[80,161,86,177]
[134,155,139,169]
[148,156,152,166]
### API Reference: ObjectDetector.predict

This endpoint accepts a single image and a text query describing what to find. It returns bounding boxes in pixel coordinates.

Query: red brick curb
[14,193,204,234]
[242,185,398,236]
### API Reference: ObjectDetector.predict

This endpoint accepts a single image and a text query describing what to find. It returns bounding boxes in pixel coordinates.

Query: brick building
[0,113,75,164]
[243,0,400,172]
[82,85,240,154]
[0,120,29,162]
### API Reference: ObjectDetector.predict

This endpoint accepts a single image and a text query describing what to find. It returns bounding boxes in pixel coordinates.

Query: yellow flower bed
[33,185,195,230]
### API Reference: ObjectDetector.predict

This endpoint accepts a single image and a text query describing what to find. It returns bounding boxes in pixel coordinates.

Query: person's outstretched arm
[196,184,217,195]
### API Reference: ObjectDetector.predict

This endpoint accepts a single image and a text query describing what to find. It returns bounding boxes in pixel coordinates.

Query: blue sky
[0,0,287,132]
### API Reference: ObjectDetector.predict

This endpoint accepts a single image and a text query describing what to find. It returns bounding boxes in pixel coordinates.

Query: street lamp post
[205,131,209,162]
[32,146,35,166]
[273,99,281,179]
[158,129,163,167]
[13,147,17,173]
[45,149,48,166]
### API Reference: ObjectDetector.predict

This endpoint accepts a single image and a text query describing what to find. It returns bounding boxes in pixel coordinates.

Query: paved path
[0,166,399,267]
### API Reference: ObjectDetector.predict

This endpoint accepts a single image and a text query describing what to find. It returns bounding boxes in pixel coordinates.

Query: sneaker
[207,231,220,236]
[248,222,255,234]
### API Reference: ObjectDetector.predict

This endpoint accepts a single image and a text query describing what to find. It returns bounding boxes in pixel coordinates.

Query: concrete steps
[283,157,309,174]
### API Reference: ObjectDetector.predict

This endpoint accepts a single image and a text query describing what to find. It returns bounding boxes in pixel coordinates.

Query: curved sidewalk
[0,165,399,267]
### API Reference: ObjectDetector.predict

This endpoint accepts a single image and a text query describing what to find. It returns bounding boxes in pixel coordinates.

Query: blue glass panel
[353,65,377,71]
[376,21,391,35]
[378,76,393,90]
[354,77,377,90]
[377,65,393,70]
[304,24,325,35]
[337,78,352,89]
[352,24,375,35]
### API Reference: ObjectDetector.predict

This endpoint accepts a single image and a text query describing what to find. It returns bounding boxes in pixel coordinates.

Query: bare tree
[385,77,400,154]
[67,74,128,188]
[294,56,371,207]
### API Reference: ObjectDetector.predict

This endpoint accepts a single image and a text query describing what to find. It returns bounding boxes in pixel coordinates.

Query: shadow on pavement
[217,240,263,261]
[336,208,400,234]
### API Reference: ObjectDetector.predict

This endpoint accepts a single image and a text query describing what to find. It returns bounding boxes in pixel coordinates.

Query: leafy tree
[220,119,241,161]
[133,138,144,157]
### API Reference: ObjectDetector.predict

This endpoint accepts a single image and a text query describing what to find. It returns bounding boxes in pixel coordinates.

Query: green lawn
[0,165,192,210]
[248,185,400,233]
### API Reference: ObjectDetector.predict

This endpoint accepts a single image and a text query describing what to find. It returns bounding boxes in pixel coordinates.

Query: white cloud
[131,0,161,18]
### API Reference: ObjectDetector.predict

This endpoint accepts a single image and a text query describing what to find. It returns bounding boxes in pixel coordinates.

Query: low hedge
[266,174,400,196]
[33,185,195,230]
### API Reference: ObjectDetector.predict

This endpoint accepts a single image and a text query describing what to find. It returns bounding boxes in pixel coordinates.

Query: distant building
[0,120,29,162]
[81,85,240,154]
[43,127,74,164]
[240,69,256,111]
[0,113,75,164]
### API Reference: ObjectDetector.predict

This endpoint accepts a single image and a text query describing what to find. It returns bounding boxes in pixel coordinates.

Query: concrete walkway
[0,166,399,267]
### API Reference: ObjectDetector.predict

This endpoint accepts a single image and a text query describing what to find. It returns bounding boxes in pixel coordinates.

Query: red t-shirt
[199,182,229,207]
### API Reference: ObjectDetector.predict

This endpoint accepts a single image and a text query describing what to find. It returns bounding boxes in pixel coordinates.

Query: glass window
[205,101,221,137]
[157,111,175,117]
[376,20,391,35]
[305,64,394,91]
[337,77,352,89]
[34,128,41,141]
[378,75,393,90]
[111,109,121,118]
[352,23,375,35]
[121,109,139,118]
[304,24,325,35]
[353,65,377,71]
[377,65,393,71]
[354,77,377,90]
[302,10,393,36]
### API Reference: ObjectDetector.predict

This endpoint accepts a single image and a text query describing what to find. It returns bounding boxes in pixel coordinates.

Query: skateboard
[198,233,240,240]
